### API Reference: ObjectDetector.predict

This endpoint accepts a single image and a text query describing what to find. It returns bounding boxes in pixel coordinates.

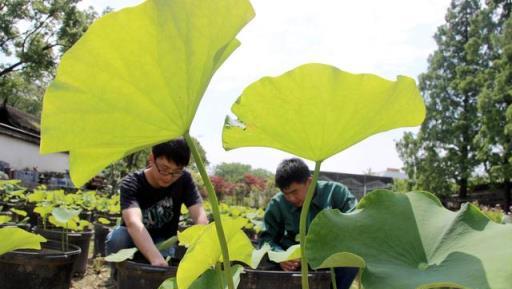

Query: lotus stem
[299,160,322,289]
[184,132,235,289]
[215,262,224,289]
[330,268,338,289]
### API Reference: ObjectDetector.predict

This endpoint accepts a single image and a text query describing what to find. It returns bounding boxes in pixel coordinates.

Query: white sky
[79,0,450,175]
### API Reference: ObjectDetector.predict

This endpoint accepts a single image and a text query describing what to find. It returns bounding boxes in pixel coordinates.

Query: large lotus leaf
[0,227,47,255]
[177,218,254,289]
[40,0,255,186]
[223,63,425,161]
[305,190,512,289]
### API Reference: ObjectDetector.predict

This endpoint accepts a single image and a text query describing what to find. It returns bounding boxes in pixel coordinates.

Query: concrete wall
[0,134,68,172]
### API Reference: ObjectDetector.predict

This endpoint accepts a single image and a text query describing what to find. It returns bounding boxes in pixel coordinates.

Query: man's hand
[280,259,300,271]
[150,254,169,267]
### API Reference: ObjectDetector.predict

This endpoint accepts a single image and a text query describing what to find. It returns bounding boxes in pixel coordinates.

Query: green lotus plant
[222,63,426,289]
[306,190,512,289]
[8,208,29,224]
[49,207,86,251]
[0,215,12,225]
[158,217,270,289]
[39,1,255,288]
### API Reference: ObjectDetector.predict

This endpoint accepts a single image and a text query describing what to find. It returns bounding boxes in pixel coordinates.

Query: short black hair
[275,158,311,190]
[152,138,191,167]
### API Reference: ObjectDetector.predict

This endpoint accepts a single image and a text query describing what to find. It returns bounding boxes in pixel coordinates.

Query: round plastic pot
[93,222,112,257]
[116,260,178,289]
[238,268,331,289]
[35,227,93,277]
[0,222,31,230]
[0,240,81,289]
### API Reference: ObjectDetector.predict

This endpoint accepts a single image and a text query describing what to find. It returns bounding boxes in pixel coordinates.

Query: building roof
[318,170,394,200]
[376,168,408,180]
[0,102,41,144]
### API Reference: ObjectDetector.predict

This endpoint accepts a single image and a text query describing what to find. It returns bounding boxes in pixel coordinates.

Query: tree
[213,162,252,183]
[474,0,512,212]
[188,136,209,171]
[397,0,482,199]
[242,173,266,207]
[0,0,97,116]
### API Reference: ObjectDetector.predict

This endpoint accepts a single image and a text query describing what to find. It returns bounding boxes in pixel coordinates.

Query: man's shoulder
[270,192,286,203]
[317,180,350,194]
[120,170,144,192]
[180,170,194,183]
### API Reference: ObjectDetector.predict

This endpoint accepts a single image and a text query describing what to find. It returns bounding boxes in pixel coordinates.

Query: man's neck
[143,168,161,189]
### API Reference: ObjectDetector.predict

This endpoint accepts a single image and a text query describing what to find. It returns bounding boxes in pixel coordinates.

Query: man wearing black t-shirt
[106,138,208,267]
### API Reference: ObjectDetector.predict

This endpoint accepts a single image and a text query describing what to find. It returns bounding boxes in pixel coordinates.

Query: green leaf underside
[222,63,425,161]
[40,0,255,186]
[305,190,512,289]
[177,218,254,289]
[268,244,301,263]
[104,247,138,263]
[52,207,81,224]
[0,227,47,255]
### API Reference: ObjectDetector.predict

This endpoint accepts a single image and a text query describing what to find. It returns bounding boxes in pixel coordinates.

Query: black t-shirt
[120,170,202,239]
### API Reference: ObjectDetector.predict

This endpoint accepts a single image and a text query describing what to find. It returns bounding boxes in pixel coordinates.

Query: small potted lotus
[34,206,93,277]
[0,226,81,289]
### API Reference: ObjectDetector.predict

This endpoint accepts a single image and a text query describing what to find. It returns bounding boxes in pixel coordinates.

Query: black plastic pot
[93,222,113,257]
[0,222,31,230]
[116,260,178,289]
[35,227,93,277]
[238,268,332,289]
[0,240,81,289]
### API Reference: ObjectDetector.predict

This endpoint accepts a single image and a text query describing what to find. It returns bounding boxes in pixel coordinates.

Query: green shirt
[260,180,357,251]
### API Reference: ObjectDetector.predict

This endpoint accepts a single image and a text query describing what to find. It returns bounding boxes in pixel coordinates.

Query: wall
[0,134,68,172]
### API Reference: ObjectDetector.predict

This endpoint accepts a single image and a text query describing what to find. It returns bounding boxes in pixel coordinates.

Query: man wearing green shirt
[260,158,359,289]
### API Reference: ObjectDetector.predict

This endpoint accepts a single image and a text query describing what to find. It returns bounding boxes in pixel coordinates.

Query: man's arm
[188,203,208,224]
[122,207,168,267]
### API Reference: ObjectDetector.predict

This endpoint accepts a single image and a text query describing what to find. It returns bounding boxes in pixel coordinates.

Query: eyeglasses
[154,161,184,177]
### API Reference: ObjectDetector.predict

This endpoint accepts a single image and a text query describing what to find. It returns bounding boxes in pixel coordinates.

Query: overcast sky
[79,0,451,174]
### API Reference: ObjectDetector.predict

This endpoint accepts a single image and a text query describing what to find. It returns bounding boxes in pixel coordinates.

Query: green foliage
[306,190,512,289]
[39,0,254,187]
[104,247,138,263]
[158,265,244,289]
[223,64,425,162]
[267,244,301,263]
[213,162,252,183]
[0,0,97,116]
[222,63,425,289]
[0,215,12,224]
[473,1,512,211]
[176,218,255,289]
[398,0,482,200]
[0,227,47,256]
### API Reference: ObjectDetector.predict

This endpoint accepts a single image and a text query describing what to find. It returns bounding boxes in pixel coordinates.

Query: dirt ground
[71,257,115,289]
[69,258,362,289]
